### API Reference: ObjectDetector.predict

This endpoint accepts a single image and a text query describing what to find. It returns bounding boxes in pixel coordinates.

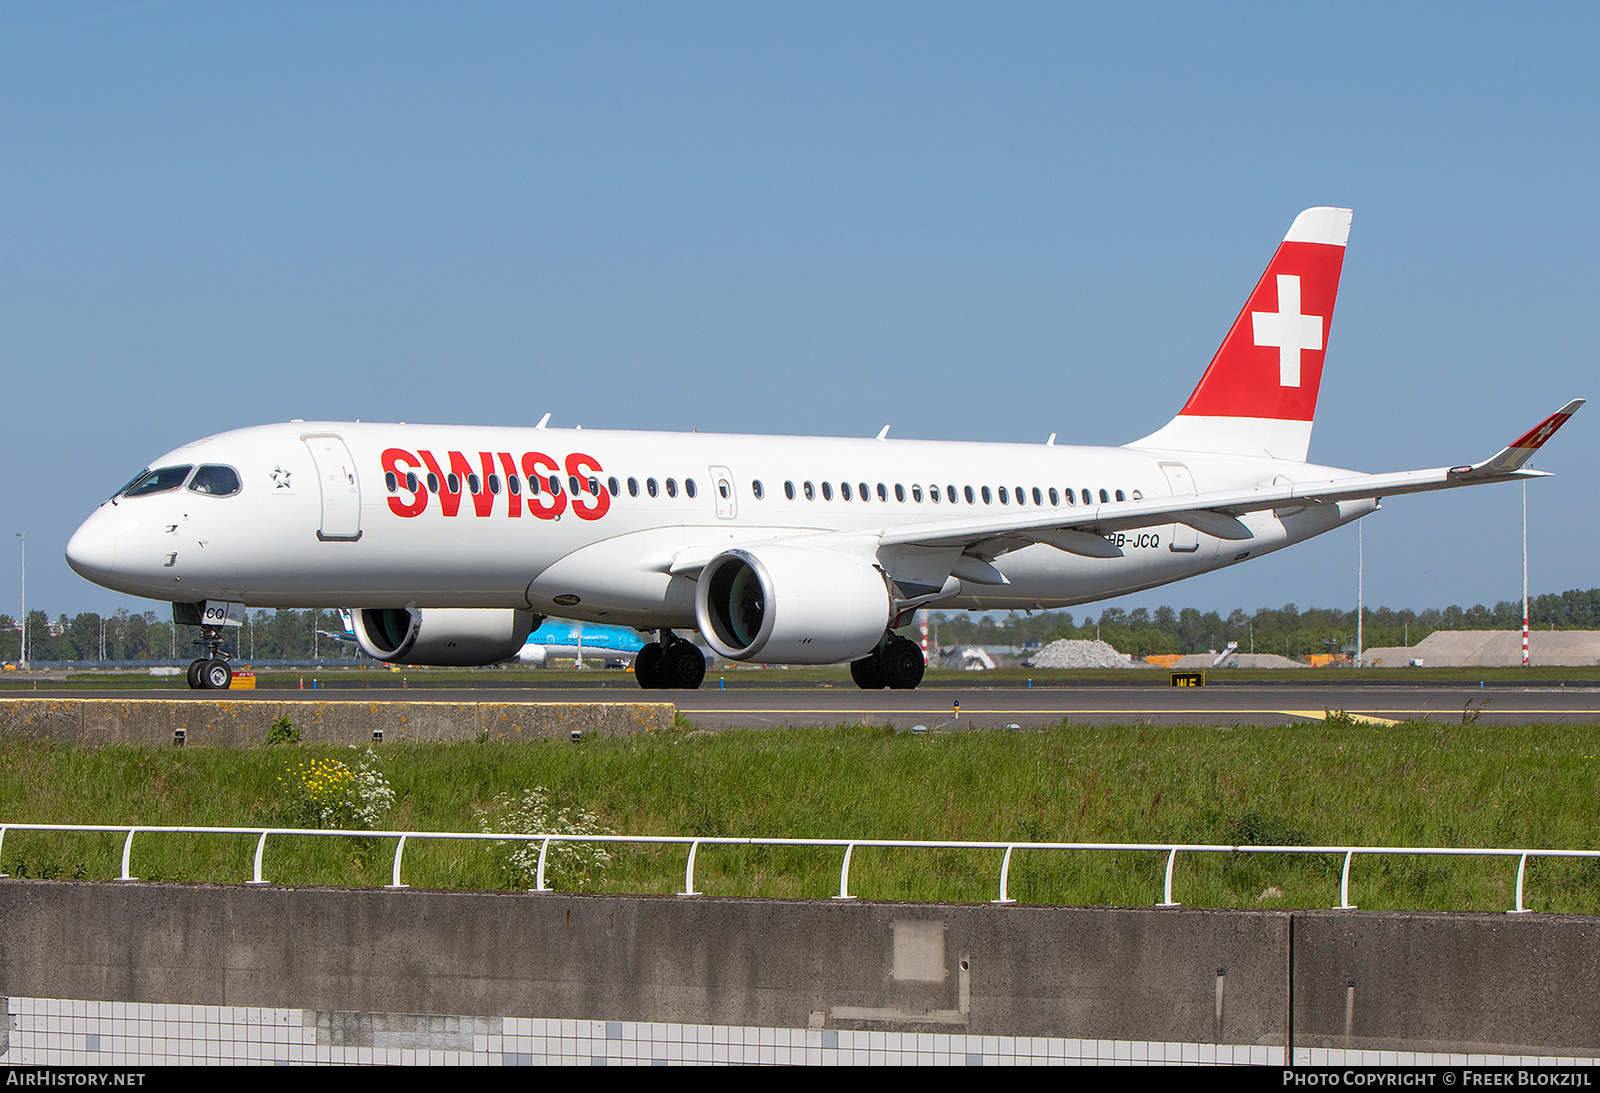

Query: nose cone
[66,511,119,586]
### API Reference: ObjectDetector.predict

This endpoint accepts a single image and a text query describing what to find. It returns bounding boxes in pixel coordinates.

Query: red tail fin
[1131,207,1351,462]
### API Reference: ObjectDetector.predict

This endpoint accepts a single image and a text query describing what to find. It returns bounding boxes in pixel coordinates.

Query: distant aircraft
[66,208,1582,692]
[511,618,647,667]
[325,610,646,668]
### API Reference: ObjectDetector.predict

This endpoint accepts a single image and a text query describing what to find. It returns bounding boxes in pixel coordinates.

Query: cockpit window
[187,465,242,497]
[121,465,194,498]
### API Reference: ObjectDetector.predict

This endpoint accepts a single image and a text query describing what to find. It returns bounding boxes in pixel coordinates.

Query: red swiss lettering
[382,449,427,518]
[521,452,567,519]
[565,452,610,520]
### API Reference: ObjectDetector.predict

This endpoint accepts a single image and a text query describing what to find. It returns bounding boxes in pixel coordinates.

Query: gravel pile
[1026,639,1134,669]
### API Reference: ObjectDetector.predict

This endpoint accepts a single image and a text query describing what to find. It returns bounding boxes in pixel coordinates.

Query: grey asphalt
[17,681,1600,728]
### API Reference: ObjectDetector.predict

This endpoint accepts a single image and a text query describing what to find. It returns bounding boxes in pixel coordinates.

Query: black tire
[883,638,926,690]
[663,642,706,690]
[850,652,886,689]
[187,660,205,690]
[203,659,232,691]
[634,642,665,689]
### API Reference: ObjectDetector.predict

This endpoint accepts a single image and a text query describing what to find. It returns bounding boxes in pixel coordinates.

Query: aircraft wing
[876,400,1583,559]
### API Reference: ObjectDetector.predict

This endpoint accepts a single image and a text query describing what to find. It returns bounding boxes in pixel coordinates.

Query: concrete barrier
[0,697,675,746]
[0,880,1595,1055]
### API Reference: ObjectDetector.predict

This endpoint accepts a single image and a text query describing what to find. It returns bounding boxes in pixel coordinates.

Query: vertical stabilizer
[1129,207,1352,462]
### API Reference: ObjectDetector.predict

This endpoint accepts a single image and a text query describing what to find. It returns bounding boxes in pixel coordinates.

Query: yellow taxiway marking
[1281,710,1403,726]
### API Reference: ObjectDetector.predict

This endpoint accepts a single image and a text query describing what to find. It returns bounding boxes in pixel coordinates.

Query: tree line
[4,588,1599,663]
[0,608,352,664]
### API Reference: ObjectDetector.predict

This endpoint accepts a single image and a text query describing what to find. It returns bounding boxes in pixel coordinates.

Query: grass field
[2,716,1598,913]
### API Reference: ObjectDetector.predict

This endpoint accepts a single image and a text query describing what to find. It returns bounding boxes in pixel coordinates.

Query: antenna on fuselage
[536,412,551,429]
[876,425,890,440]
[1046,433,1056,446]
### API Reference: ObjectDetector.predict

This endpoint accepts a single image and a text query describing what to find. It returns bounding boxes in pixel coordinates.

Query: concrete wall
[0,880,1595,1056]
[0,697,674,745]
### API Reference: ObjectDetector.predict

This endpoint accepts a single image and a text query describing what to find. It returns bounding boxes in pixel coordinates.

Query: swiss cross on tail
[1177,208,1351,423]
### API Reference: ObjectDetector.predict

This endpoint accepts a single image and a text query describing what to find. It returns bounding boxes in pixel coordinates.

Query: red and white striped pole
[1523,482,1530,668]
[919,614,929,664]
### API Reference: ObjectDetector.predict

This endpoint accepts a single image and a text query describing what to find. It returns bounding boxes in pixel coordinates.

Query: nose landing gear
[186,626,233,690]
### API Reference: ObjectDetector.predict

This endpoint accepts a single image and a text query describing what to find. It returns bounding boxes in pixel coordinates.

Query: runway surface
[24,681,1600,728]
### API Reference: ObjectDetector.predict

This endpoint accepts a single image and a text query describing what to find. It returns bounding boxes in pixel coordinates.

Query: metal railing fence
[0,821,1593,914]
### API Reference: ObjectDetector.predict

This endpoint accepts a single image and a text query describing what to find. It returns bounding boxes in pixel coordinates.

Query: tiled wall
[1,997,1583,1066]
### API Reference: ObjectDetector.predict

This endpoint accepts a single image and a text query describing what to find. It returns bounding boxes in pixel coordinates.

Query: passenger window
[859,482,869,502]
[406,472,419,494]
[841,482,852,501]
[1065,489,1075,506]
[929,485,940,504]
[647,478,659,497]
[1099,489,1109,503]
[998,486,1009,505]
[384,472,398,493]
[567,475,579,495]
[1049,488,1059,506]
[822,482,833,501]
[1033,487,1043,506]
[964,485,975,504]
[752,480,764,500]
[803,481,815,501]
[1081,489,1091,505]
[1115,489,1125,502]
[947,485,957,504]
[666,478,678,498]
[447,474,461,494]
[981,486,992,504]
[912,485,923,503]
[1131,489,1143,500]
[508,475,521,496]
[608,477,620,497]
[468,474,481,495]
[488,474,501,495]
[685,479,696,498]
[528,475,541,496]
[784,480,795,500]
[877,483,888,501]
[628,477,639,497]
[548,475,562,495]
[427,473,440,493]
[895,484,906,502]
[718,481,729,499]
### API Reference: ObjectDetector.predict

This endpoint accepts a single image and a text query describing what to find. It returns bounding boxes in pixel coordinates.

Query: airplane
[322,610,647,668]
[65,207,1582,692]
[508,618,647,667]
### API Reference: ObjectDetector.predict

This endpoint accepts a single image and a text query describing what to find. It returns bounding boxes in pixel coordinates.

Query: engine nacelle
[349,607,540,666]
[695,546,890,664]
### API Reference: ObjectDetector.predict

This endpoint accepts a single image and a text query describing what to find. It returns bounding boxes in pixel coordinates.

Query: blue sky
[4,2,1595,620]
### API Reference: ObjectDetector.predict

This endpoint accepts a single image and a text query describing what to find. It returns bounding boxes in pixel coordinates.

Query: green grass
[2,720,1598,911]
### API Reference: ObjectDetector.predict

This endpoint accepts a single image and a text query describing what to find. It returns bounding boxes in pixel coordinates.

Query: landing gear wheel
[187,660,205,690]
[850,652,886,690]
[634,642,665,689]
[663,642,706,690]
[202,659,232,691]
[882,637,926,690]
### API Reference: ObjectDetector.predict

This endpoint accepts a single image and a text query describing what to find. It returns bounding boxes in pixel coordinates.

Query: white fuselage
[65,421,1373,629]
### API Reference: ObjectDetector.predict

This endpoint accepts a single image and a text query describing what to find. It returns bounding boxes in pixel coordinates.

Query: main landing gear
[851,632,926,690]
[185,626,233,690]
[634,632,707,690]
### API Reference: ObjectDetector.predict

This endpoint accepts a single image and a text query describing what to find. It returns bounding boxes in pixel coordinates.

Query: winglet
[1457,399,1584,478]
